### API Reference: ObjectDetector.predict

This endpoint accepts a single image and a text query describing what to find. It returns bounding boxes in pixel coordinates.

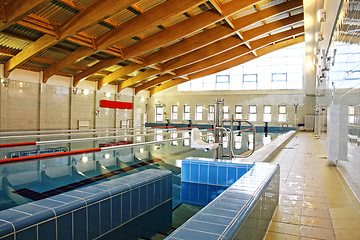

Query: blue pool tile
[170,228,220,240]
[50,199,86,216]
[38,219,56,240]
[227,167,237,185]
[100,199,111,234]
[57,213,72,240]
[208,165,217,185]
[160,178,167,203]
[64,190,90,199]
[73,208,87,240]
[166,176,172,200]
[33,198,67,210]
[190,163,199,182]
[189,183,199,204]
[181,182,190,202]
[0,210,30,231]
[50,193,79,203]
[15,226,36,240]
[199,164,208,184]
[131,188,140,218]
[0,220,14,237]
[154,181,161,205]
[237,167,248,179]
[198,183,208,206]
[147,182,155,209]
[139,185,147,213]
[0,234,14,240]
[84,190,110,205]
[208,185,218,202]
[218,166,227,186]
[121,191,130,223]
[201,207,238,218]
[192,213,233,226]
[87,203,100,239]
[111,195,121,228]
[14,204,54,217]
[181,162,190,181]
[184,220,227,235]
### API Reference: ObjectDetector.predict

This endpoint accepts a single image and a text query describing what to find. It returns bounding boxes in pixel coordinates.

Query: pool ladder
[215,115,256,160]
[281,123,289,134]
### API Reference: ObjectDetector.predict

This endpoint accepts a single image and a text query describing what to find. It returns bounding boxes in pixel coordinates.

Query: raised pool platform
[167,160,279,240]
[0,169,172,240]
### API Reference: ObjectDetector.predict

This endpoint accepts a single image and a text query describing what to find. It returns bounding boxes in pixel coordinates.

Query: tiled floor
[265,132,360,240]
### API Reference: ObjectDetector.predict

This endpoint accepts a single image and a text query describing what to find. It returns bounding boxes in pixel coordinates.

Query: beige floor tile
[265,231,299,240]
[273,212,301,225]
[302,208,331,219]
[334,229,360,240]
[268,222,300,236]
[301,216,333,229]
[329,208,360,219]
[279,199,303,208]
[300,226,335,240]
[303,195,328,204]
[302,201,328,210]
[332,218,360,230]
[277,205,302,215]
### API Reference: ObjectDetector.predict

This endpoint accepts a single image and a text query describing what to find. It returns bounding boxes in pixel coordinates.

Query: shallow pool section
[181,158,254,206]
[167,159,279,240]
[0,169,172,240]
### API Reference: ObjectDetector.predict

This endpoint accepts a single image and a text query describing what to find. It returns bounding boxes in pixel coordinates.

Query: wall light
[315,32,324,42]
[105,92,111,98]
[104,153,110,159]
[317,9,326,22]
[81,155,88,163]
[140,97,145,102]
[19,82,24,87]
[140,148,144,153]
[82,89,89,95]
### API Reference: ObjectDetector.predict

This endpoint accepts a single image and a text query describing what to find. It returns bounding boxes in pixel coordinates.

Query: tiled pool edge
[166,163,280,240]
[0,169,172,240]
[245,130,297,163]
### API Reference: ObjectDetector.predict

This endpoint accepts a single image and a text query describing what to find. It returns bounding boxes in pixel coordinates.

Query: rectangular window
[263,105,271,122]
[208,105,215,121]
[171,105,178,120]
[195,105,203,120]
[216,75,230,83]
[223,105,229,119]
[235,105,242,119]
[272,73,287,81]
[249,105,257,122]
[184,105,190,120]
[349,106,355,124]
[243,74,257,89]
[278,105,287,122]
[155,106,163,122]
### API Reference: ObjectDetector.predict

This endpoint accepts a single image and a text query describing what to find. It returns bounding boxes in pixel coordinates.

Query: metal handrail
[223,116,256,159]
[281,123,289,134]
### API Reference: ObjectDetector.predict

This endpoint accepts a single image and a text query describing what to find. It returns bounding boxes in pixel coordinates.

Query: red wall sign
[100,100,133,109]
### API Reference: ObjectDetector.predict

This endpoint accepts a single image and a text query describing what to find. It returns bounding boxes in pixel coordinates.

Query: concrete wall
[148,87,317,127]
[0,66,135,131]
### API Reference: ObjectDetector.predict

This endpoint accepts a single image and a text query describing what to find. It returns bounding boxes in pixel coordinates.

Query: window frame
[208,105,215,121]
[155,106,163,122]
[263,105,271,122]
[235,105,242,120]
[171,105,178,120]
[183,105,191,120]
[278,105,287,122]
[195,105,203,120]
[249,105,257,122]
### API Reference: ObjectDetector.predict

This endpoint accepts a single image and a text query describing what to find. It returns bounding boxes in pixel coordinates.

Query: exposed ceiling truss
[0,0,304,95]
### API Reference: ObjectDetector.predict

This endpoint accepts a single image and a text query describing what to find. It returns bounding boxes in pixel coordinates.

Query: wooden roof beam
[0,0,52,32]
[143,28,304,93]
[43,46,94,82]
[159,13,304,72]
[175,26,304,76]
[97,0,262,89]
[97,0,209,50]
[4,0,137,78]
[150,36,304,96]
[97,63,144,90]
[118,68,160,91]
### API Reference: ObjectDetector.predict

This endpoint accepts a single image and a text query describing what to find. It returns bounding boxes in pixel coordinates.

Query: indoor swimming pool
[0,127,288,239]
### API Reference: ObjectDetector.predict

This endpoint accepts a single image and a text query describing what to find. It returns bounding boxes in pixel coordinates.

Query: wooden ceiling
[0,0,304,95]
